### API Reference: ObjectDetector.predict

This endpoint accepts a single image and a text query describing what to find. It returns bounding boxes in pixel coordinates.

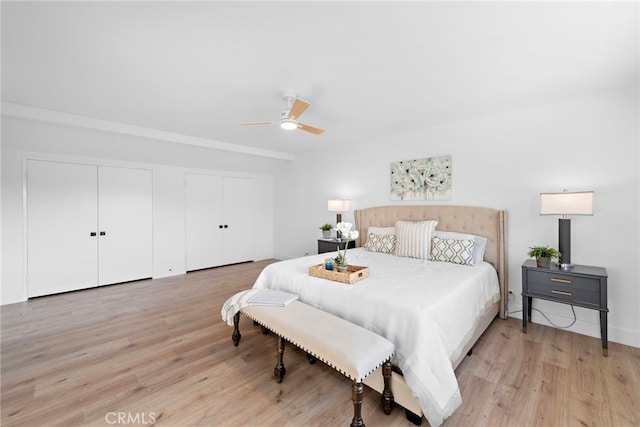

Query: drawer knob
[551,290,572,296]
[550,278,572,284]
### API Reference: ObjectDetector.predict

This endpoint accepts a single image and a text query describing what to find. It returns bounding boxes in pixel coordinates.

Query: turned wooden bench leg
[251,319,269,334]
[232,312,241,346]
[351,382,365,427]
[274,336,286,383]
[381,360,394,414]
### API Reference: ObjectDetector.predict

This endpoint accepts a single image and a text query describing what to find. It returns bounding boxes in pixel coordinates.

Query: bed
[250,205,508,426]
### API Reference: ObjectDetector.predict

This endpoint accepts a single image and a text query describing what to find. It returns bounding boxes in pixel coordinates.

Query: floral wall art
[390,155,452,201]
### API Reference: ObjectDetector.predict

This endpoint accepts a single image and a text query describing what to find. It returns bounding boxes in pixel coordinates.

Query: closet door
[223,177,255,265]
[27,160,98,297]
[98,166,153,285]
[186,174,224,271]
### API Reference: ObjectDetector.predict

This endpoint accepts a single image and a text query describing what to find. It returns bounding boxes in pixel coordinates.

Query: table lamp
[540,190,594,269]
[328,199,350,240]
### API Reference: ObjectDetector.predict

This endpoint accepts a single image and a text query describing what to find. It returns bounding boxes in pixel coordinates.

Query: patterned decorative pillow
[433,230,488,264]
[364,233,396,254]
[431,236,475,266]
[394,220,438,259]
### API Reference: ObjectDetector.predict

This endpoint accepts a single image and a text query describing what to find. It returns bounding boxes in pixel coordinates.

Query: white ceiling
[2,1,638,159]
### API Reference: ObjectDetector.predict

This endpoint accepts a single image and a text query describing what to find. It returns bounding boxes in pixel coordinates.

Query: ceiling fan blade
[240,121,272,125]
[287,98,310,120]
[298,123,325,135]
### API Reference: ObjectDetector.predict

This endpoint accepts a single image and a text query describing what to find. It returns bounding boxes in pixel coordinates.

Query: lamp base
[559,263,573,270]
[558,218,571,267]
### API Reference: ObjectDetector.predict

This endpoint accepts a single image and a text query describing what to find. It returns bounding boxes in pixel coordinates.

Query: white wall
[273,89,639,348]
[1,117,281,304]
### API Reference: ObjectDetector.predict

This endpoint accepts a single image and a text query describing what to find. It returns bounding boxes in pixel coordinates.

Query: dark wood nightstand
[317,239,355,254]
[521,259,609,356]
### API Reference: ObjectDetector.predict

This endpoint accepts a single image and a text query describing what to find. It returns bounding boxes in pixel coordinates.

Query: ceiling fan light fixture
[241,94,324,135]
[280,119,298,130]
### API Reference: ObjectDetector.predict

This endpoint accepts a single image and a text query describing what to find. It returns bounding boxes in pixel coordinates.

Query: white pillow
[364,226,397,250]
[431,236,474,266]
[433,231,488,264]
[394,220,438,259]
[367,226,396,236]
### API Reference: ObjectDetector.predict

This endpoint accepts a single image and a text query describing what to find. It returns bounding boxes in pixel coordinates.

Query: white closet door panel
[186,174,224,271]
[223,177,255,264]
[27,160,98,297]
[98,166,153,285]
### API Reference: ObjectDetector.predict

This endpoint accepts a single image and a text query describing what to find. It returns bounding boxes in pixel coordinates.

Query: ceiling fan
[240,92,325,135]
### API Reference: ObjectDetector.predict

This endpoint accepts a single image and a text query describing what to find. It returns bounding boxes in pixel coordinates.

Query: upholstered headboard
[354,205,508,318]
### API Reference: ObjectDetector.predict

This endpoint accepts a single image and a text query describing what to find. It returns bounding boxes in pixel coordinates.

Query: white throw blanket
[221,288,299,326]
[251,248,500,427]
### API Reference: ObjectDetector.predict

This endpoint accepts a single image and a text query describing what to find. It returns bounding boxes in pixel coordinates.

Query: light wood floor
[2,260,639,427]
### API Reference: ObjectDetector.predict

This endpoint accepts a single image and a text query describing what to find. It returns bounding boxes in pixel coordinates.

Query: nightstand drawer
[317,239,355,254]
[526,280,600,307]
[528,270,600,292]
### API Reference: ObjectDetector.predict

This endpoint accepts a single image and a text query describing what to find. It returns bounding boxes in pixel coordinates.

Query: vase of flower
[334,251,347,271]
[334,222,359,273]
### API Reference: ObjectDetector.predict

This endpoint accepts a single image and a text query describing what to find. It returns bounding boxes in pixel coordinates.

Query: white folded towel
[221,288,299,326]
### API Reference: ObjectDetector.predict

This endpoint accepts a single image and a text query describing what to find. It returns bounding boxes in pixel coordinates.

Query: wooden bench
[232,300,395,427]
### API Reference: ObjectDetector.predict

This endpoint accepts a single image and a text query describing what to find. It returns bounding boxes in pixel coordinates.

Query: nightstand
[317,239,355,254]
[521,259,609,356]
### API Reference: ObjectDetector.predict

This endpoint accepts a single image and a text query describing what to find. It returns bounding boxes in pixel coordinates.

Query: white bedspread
[252,248,500,427]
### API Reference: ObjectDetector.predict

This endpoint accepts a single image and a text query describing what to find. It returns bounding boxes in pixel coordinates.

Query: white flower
[336,222,359,240]
[336,222,353,235]
[335,222,358,267]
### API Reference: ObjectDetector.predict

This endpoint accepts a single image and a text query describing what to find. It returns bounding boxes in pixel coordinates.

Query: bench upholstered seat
[235,300,395,427]
[242,301,394,382]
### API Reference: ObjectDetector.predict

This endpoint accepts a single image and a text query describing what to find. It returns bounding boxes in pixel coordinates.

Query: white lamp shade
[328,199,351,212]
[540,191,594,215]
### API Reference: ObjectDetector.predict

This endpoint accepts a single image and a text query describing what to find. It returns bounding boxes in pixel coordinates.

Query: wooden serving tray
[308,264,369,284]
